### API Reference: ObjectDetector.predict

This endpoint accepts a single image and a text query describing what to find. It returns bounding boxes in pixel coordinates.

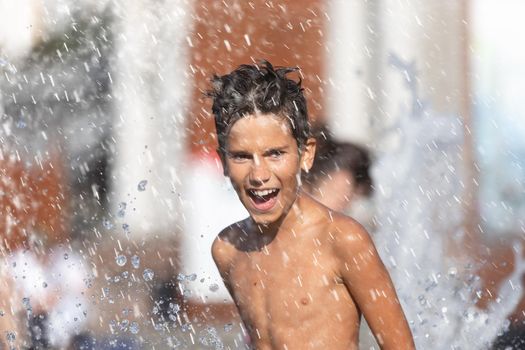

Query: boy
[209,61,414,349]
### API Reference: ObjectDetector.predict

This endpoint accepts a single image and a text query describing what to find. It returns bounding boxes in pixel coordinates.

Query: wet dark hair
[304,126,373,196]
[207,60,310,153]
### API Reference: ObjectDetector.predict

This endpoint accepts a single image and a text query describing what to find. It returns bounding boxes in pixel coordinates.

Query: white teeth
[251,189,277,196]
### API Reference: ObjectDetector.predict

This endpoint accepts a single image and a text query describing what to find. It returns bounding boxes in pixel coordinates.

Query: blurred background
[0,0,524,349]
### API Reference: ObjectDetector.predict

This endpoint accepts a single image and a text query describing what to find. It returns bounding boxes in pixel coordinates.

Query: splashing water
[115,255,127,267]
[117,202,127,217]
[130,255,140,269]
[137,179,148,191]
[102,218,114,229]
[177,272,197,282]
[142,268,154,281]
[198,326,225,350]
[372,53,525,349]
[6,331,16,343]
[129,321,140,334]
[223,323,233,333]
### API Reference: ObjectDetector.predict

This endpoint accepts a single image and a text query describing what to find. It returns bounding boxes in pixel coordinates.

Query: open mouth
[246,188,280,211]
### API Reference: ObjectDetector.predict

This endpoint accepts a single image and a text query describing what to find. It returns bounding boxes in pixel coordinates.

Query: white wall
[111,0,193,237]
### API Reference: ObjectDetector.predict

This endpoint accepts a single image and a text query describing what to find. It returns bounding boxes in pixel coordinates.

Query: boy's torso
[220,198,362,349]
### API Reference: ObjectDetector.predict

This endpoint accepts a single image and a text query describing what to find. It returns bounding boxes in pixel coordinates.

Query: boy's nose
[249,157,271,185]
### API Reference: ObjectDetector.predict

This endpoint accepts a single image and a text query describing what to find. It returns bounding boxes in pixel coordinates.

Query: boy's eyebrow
[226,145,290,154]
[225,150,252,157]
[262,145,289,155]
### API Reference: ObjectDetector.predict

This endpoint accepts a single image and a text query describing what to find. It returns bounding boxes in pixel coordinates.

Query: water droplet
[131,255,140,269]
[42,282,48,288]
[115,255,127,267]
[209,284,219,292]
[129,321,139,334]
[187,273,197,281]
[224,322,233,332]
[6,331,15,342]
[117,202,127,217]
[447,267,458,278]
[169,302,180,313]
[64,253,69,260]
[153,322,164,331]
[137,180,148,191]
[0,310,4,316]
[183,289,192,298]
[119,319,129,331]
[143,268,154,281]
[198,326,224,349]
[102,218,114,229]
[22,297,31,308]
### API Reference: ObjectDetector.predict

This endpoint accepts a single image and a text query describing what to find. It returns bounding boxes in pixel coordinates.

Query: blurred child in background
[302,126,374,229]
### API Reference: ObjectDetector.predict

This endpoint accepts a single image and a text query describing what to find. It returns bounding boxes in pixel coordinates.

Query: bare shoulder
[211,219,247,271]
[327,212,376,256]
[326,212,388,288]
[301,193,374,252]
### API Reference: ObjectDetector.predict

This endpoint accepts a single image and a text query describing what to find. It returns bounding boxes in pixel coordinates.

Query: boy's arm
[212,234,253,344]
[333,219,415,349]
[211,235,235,297]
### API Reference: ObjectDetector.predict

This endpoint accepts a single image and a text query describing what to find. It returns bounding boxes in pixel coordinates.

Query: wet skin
[212,114,415,349]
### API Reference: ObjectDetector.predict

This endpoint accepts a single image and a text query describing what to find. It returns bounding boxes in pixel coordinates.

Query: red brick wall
[0,154,68,251]
[186,0,327,154]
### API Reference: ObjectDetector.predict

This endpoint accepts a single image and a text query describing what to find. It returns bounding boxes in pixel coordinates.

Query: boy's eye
[229,153,251,161]
[267,150,284,158]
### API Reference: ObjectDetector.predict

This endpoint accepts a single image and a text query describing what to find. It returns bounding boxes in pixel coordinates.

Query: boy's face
[221,113,315,225]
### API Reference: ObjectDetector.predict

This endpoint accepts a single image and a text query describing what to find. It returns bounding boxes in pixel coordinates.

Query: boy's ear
[300,137,316,173]
[217,148,228,176]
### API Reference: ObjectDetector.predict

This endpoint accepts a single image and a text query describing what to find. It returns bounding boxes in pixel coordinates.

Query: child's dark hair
[207,60,310,153]
[304,126,373,196]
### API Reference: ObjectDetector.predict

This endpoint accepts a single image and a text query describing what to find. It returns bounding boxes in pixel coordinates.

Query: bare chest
[228,242,350,328]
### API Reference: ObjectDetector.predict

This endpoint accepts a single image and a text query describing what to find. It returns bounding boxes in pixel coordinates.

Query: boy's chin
[249,213,278,226]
